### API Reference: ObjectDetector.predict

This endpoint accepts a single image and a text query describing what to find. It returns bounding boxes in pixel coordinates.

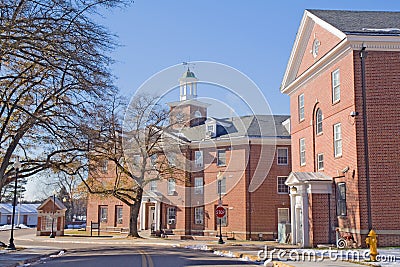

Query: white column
[290,193,297,245]
[140,201,145,230]
[155,201,161,231]
[302,188,310,247]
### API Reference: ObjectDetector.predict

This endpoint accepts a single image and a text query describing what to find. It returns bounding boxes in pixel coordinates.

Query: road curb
[208,247,296,267]
[5,249,65,267]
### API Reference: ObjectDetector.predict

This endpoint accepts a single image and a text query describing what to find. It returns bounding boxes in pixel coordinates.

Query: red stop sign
[215,206,226,218]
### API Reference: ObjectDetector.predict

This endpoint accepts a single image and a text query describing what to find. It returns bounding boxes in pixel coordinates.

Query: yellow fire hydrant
[365,230,378,261]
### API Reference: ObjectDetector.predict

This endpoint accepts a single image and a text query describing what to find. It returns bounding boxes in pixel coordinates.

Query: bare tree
[82,95,186,237]
[0,0,132,198]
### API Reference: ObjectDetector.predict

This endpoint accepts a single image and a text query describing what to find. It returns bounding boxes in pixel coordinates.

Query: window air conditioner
[168,219,175,225]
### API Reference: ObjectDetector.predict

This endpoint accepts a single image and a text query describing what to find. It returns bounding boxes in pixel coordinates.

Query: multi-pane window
[332,69,340,103]
[167,207,176,224]
[99,206,108,223]
[216,206,228,227]
[317,153,324,171]
[116,206,123,224]
[150,154,157,168]
[101,160,108,172]
[41,216,52,231]
[194,177,204,194]
[133,155,141,166]
[277,148,288,165]
[277,176,289,194]
[167,153,176,166]
[168,178,176,195]
[150,180,157,192]
[337,182,347,216]
[298,94,305,121]
[299,138,306,166]
[195,151,203,167]
[217,177,226,195]
[194,207,204,224]
[217,149,226,166]
[334,123,342,157]
[316,109,323,134]
[278,208,290,224]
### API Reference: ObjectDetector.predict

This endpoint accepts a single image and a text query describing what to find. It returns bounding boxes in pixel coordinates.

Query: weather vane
[182,61,195,71]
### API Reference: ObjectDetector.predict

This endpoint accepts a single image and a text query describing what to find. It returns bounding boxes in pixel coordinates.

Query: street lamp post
[7,157,21,250]
[217,172,224,244]
[50,192,56,238]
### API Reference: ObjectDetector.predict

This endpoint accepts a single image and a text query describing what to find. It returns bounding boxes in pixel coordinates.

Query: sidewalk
[0,229,389,267]
[0,246,62,267]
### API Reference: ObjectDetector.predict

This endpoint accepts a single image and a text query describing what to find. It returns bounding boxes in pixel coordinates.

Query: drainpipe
[360,46,373,231]
[247,140,252,240]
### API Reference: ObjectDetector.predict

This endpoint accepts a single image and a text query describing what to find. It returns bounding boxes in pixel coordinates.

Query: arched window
[316,109,323,134]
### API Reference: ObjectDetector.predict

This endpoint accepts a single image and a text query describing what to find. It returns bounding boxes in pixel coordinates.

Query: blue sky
[26,1,400,200]
[98,0,400,116]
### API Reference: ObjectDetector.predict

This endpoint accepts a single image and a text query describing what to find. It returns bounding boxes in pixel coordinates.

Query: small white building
[0,203,40,227]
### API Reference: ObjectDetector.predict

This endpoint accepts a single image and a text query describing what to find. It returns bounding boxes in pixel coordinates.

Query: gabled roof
[307,10,400,36]
[37,197,67,211]
[281,9,400,93]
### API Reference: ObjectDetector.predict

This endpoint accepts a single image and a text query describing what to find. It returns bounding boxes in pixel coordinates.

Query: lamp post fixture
[49,192,56,238]
[7,157,21,250]
[217,171,224,244]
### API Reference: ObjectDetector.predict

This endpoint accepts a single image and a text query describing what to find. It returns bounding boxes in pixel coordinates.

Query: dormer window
[206,122,216,138]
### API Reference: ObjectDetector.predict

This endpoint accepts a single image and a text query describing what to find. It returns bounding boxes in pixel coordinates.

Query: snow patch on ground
[0,224,30,231]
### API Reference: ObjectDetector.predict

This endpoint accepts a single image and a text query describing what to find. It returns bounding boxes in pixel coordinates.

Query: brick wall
[354,50,400,236]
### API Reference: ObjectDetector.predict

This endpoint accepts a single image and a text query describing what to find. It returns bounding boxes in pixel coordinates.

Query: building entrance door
[148,206,155,231]
[296,208,303,245]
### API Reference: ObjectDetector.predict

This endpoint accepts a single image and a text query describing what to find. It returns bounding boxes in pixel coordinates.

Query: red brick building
[281,10,400,247]
[87,69,291,240]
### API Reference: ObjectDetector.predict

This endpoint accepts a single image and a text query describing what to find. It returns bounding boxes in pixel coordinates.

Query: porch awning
[285,172,332,185]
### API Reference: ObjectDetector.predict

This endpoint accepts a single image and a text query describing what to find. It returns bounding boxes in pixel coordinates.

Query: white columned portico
[140,192,163,231]
[286,172,332,248]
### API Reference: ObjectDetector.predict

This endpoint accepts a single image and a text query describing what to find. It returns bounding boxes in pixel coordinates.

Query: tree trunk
[128,187,143,237]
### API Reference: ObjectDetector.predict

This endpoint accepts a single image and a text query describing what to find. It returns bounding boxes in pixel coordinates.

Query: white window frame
[133,155,141,166]
[334,123,342,157]
[150,180,157,192]
[167,207,176,220]
[217,177,226,195]
[278,208,290,224]
[101,160,108,172]
[194,207,204,225]
[41,215,52,231]
[195,151,203,167]
[277,148,288,165]
[150,154,157,168]
[217,149,226,166]
[99,206,108,223]
[194,177,203,194]
[167,152,176,167]
[316,109,323,134]
[298,93,305,121]
[116,206,123,224]
[167,178,176,195]
[277,176,289,194]
[332,69,340,103]
[317,153,324,171]
[299,138,306,166]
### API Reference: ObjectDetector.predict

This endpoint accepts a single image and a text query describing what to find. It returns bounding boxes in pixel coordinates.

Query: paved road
[1,229,260,267]
[28,246,259,267]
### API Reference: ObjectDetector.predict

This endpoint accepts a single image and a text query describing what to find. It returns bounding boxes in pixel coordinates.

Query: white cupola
[179,68,198,101]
